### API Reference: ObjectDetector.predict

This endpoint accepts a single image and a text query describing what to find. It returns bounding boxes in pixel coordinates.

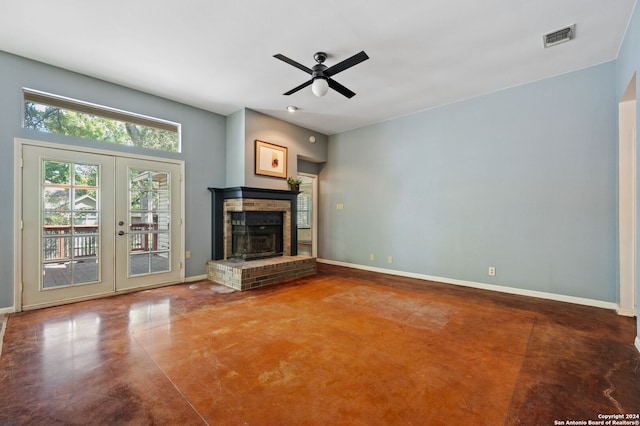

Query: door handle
[118,231,125,236]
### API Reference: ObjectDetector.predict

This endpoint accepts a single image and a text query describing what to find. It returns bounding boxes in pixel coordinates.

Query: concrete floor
[1,263,639,425]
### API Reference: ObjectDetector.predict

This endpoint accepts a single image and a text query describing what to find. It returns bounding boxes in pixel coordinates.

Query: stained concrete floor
[0,263,639,425]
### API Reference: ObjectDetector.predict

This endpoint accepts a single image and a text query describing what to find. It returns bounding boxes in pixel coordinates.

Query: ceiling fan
[273,51,369,98]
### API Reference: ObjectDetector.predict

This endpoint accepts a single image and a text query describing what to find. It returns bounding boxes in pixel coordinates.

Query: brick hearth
[207,256,316,291]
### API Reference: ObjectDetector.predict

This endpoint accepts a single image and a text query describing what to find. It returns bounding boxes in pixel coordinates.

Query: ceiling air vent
[543,24,575,48]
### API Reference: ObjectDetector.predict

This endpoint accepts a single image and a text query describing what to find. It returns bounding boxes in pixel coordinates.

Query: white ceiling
[0,0,636,135]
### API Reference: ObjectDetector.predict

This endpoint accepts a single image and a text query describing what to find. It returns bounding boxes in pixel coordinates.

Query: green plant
[287,176,302,186]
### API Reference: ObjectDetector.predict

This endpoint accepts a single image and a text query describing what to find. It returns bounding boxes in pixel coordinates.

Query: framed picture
[255,140,287,179]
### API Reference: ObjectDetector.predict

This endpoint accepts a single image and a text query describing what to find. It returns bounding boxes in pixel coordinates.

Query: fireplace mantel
[208,187,299,260]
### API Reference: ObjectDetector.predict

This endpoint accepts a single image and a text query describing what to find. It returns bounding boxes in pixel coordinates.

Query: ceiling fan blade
[273,54,313,74]
[325,51,369,77]
[283,79,313,95]
[328,78,356,98]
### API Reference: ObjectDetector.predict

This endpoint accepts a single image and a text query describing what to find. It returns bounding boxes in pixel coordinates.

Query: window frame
[23,88,182,152]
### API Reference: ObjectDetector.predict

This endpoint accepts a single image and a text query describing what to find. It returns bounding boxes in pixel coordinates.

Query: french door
[21,144,183,309]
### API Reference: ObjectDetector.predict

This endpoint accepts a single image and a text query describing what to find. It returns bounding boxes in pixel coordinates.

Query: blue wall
[0,51,227,309]
[225,108,328,188]
[243,109,327,189]
[321,61,618,302]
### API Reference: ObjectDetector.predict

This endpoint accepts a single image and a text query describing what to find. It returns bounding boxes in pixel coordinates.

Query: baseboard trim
[185,274,208,283]
[616,307,636,317]
[635,337,640,354]
[317,259,619,311]
[0,307,14,315]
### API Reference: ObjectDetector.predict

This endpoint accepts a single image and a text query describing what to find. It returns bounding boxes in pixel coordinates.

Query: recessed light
[287,105,298,112]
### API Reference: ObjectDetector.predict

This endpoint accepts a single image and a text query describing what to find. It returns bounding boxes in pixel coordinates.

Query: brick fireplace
[206,187,316,290]
[224,198,291,259]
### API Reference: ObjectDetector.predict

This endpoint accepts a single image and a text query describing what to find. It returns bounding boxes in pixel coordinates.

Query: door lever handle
[118,231,125,236]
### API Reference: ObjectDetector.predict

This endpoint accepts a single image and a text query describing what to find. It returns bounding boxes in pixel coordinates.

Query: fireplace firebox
[231,211,283,260]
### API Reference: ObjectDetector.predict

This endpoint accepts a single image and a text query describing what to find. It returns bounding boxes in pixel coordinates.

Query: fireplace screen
[231,211,283,260]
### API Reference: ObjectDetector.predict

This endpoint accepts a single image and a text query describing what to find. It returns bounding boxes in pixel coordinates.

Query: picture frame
[255,140,287,179]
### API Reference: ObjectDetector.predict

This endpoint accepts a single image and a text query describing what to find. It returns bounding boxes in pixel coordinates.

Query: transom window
[23,89,181,153]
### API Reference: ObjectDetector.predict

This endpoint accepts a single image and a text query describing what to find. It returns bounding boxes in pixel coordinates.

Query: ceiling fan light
[312,78,329,97]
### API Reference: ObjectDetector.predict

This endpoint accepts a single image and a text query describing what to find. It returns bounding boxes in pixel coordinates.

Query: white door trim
[618,74,637,318]
[14,138,185,312]
[13,139,22,313]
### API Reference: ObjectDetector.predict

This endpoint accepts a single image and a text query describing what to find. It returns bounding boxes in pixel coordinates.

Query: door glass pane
[73,258,99,284]
[44,161,70,185]
[151,253,170,273]
[44,212,71,227]
[43,187,70,210]
[41,160,100,289]
[74,163,98,186]
[130,253,150,275]
[128,168,171,276]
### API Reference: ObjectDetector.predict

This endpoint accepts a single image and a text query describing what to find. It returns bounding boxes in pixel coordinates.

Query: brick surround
[223,198,292,259]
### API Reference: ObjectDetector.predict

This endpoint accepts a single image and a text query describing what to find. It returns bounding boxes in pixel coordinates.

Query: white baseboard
[635,336,640,354]
[0,307,14,315]
[317,258,620,311]
[185,274,208,283]
[616,307,636,317]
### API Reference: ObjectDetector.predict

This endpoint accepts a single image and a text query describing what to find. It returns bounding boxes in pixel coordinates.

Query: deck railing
[43,224,158,260]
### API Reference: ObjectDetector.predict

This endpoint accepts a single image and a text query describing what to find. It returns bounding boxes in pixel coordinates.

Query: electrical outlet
[370,254,375,261]
[336,203,344,210]
[488,267,496,276]
[388,256,393,264]
[185,250,191,259]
